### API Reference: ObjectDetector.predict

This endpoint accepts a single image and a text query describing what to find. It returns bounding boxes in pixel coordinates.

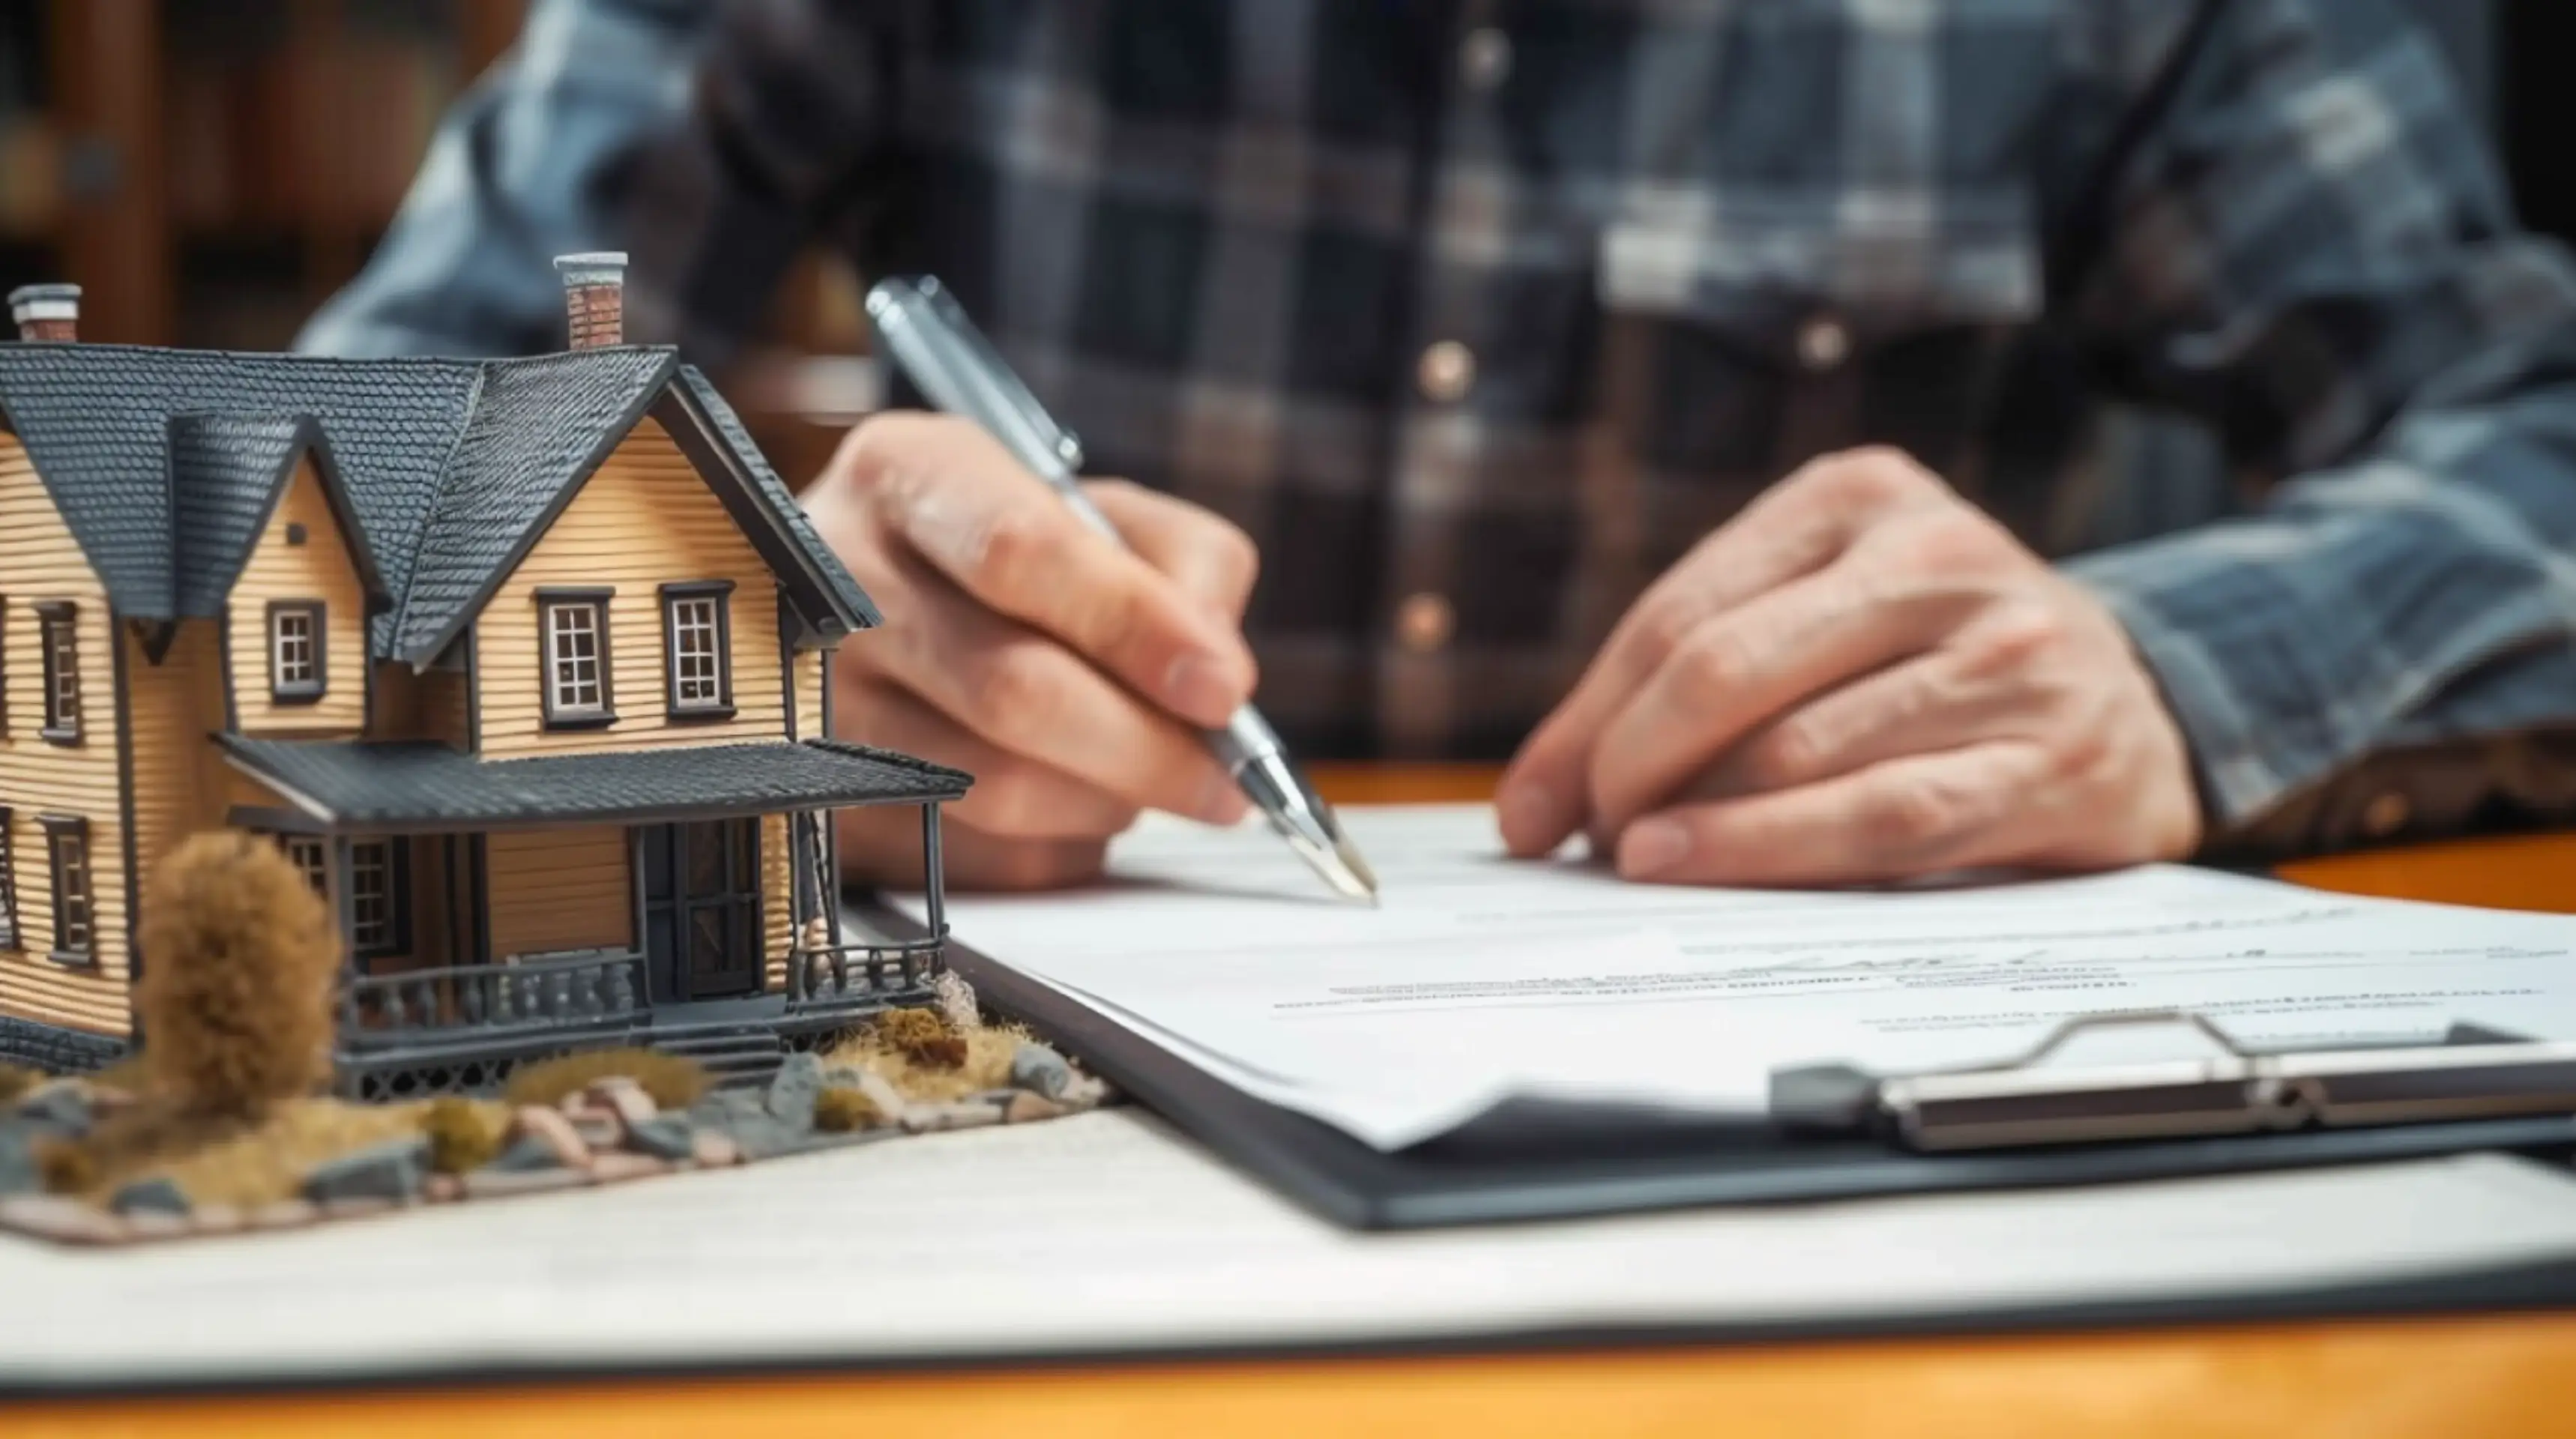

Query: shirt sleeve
[2055,0,2576,851]
[295,0,721,358]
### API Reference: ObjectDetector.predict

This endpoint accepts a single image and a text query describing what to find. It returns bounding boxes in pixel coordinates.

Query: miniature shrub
[136,832,340,1121]
[35,1139,97,1196]
[0,1062,37,1105]
[505,1048,710,1112]
[422,1097,501,1174]
[812,1085,881,1133]
[875,1007,967,1070]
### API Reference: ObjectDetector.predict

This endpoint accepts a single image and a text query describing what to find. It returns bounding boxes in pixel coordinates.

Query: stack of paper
[909,805,2576,1149]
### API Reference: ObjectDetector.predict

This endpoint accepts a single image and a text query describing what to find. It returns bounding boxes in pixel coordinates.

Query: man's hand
[1497,447,2202,886]
[803,414,1261,890]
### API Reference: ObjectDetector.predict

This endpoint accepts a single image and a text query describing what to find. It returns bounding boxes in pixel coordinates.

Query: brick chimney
[554,252,627,349]
[8,283,80,342]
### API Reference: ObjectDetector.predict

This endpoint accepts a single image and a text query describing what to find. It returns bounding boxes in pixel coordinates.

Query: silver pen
[863,276,1380,905]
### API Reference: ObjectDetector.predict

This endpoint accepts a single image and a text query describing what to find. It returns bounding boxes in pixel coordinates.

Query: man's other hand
[802,414,1261,890]
[1497,447,2202,886]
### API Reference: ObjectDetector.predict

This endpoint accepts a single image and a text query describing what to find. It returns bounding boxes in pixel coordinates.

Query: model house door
[639,820,762,1001]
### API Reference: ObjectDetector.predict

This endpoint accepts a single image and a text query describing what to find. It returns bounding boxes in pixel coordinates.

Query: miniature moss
[0,1062,37,1105]
[35,1139,97,1195]
[422,1096,501,1174]
[505,1048,711,1112]
[812,1085,881,1133]
[824,1013,1031,1103]
[875,1007,968,1070]
[136,832,340,1121]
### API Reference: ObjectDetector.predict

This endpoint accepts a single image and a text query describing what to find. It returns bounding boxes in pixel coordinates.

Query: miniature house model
[0,259,967,1096]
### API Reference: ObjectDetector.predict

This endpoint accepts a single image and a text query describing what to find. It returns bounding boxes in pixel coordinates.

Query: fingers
[857,549,1251,827]
[841,677,1139,840]
[1583,558,1976,832]
[1086,479,1261,623]
[845,415,1257,727]
[837,805,1109,892]
[1497,447,1949,856]
[1689,606,2068,801]
[1615,742,2057,888]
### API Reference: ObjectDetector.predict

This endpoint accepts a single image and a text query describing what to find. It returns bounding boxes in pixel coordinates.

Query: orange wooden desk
[17,764,2576,1438]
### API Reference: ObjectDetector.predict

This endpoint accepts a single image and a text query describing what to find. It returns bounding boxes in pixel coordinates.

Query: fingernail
[1618,818,1692,879]
[1162,653,1241,725]
[1497,783,1564,849]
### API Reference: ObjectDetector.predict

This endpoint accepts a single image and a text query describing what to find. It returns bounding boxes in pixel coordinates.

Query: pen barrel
[1207,707,1283,777]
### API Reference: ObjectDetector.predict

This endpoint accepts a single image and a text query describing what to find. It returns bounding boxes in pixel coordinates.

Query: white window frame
[268,601,325,702]
[537,591,615,728]
[660,582,734,718]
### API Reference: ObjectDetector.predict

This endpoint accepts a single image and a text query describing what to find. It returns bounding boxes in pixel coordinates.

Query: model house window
[280,835,328,897]
[0,809,18,951]
[660,582,734,718]
[34,602,78,742]
[347,837,410,959]
[268,601,325,702]
[538,590,614,728]
[42,816,92,964]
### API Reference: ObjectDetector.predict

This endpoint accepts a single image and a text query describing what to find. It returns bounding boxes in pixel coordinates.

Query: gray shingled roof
[0,343,876,658]
[217,736,971,830]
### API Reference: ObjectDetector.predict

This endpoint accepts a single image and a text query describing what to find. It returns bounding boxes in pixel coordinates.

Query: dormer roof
[0,343,878,661]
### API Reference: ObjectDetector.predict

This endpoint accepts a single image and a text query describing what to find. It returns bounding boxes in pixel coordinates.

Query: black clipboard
[865,903,2576,1231]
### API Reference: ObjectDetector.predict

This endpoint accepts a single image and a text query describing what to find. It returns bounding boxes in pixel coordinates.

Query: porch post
[331,835,358,964]
[920,803,947,938]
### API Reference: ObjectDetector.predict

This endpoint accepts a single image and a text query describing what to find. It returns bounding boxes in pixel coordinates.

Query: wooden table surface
[19,764,2576,1438]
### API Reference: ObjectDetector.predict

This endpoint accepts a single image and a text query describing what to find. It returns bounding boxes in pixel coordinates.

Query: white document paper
[918,805,2576,1148]
[10,1111,2576,1390]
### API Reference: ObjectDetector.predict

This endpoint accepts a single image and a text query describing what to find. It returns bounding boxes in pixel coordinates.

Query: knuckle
[1746,717,1827,788]
[970,506,1040,586]
[1871,776,1960,850]
[1670,624,1752,711]
[1629,594,1704,669]
[1957,604,2068,678]
[974,643,1068,738]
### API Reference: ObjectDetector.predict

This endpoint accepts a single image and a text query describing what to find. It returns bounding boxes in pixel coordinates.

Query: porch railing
[340,950,647,1048]
[787,936,946,1010]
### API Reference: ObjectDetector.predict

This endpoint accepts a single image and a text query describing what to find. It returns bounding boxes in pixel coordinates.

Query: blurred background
[0,0,2568,495]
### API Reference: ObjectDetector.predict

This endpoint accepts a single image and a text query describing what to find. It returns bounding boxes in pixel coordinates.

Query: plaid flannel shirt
[303,0,2576,857]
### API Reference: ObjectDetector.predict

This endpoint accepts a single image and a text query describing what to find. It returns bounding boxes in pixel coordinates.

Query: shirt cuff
[2063,546,2317,835]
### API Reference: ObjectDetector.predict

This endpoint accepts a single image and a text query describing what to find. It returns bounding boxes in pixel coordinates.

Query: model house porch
[219,736,969,1096]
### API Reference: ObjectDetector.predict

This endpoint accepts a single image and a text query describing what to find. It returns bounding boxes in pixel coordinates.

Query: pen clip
[865,276,1086,476]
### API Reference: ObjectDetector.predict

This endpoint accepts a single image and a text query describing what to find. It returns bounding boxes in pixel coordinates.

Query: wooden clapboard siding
[485,827,633,959]
[762,811,791,989]
[794,649,825,742]
[368,657,470,746]
[123,618,226,913]
[0,434,131,1035]
[474,418,789,758]
[227,456,368,737]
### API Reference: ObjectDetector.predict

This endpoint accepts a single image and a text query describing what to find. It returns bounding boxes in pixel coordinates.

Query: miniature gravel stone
[0,1194,124,1243]
[586,1076,659,1129]
[626,1115,696,1161]
[690,1129,741,1167]
[122,1209,193,1240]
[189,1204,247,1234]
[487,1134,565,1173]
[587,1153,666,1183]
[1004,1091,1070,1123]
[108,1176,190,1216]
[249,1199,319,1230]
[511,1105,592,1166]
[902,1099,1005,1134]
[462,1167,588,1200]
[14,1084,91,1138]
[1009,1043,1076,1099]
[766,1051,823,1129]
[932,969,981,1031]
[0,1129,34,1198]
[301,1137,431,1207]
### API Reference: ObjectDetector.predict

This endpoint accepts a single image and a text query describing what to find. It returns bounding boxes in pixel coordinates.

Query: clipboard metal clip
[1770,1009,2576,1153]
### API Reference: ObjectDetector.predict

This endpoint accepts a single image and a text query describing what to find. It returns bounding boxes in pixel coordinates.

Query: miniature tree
[136,832,340,1121]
